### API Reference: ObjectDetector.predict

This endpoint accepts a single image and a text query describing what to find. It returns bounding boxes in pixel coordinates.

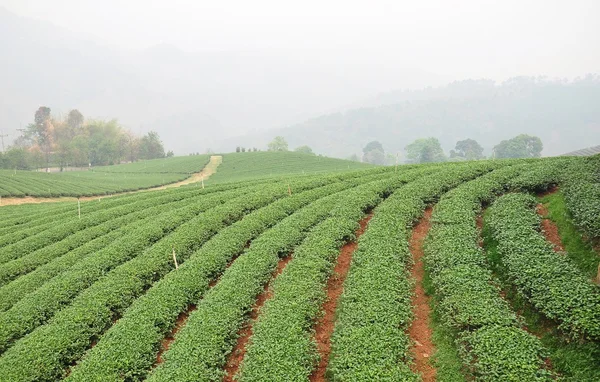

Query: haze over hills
[1,5,599,158]
[221,77,600,158]
[0,6,444,154]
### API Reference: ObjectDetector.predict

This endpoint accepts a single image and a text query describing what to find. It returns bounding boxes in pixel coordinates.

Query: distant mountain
[217,77,600,158]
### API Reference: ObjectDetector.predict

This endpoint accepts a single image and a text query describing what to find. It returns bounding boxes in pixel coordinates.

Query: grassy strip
[486,193,600,340]
[483,218,600,381]
[540,191,599,279]
[326,161,502,382]
[424,162,562,381]
[422,272,466,382]
[64,175,375,381]
[147,173,412,382]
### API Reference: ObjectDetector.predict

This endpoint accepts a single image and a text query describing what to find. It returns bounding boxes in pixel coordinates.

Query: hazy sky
[2,0,599,81]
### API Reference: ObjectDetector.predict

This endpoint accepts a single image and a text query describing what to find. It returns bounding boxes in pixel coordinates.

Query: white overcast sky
[1,0,599,82]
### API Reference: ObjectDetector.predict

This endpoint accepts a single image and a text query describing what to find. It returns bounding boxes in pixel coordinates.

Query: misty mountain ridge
[221,76,600,158]
[0,6,443,154]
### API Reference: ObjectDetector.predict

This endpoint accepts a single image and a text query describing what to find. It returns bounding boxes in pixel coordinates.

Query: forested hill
[219,77,600,158]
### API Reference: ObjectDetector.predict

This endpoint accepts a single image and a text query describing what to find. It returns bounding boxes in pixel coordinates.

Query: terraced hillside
[0,155,598,381]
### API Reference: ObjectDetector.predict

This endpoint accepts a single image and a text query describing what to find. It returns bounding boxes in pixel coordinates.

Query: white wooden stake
[172,248,179,269]
[201,176,205,189]
[78,199,81,219]
[395,153,399,172]
[288,184,292,196]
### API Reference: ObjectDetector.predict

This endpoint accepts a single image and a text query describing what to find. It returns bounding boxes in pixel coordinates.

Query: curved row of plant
[0,184,257,356]
[0,194,213,313]
[0,172,387,381]
[325,161,507,381]
[0,169,188,197]
[561,154,600,242]
[423,161,565,380]
[0,187,235,286]
[0,173,383,314]
[65,172,389,381]
[0,178,213,232]
[147,168,422,382]
[487,193,600,340]
[0,180,240,255]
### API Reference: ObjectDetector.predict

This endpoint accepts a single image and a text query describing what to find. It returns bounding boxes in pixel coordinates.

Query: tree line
[359,134,543,165]
[260,134,543,165]
[0,107,171,171]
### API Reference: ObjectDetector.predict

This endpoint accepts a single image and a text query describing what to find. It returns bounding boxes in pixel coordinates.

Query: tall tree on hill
[362,140,385,164]
[27,106,54,172]
[268,136,289,151]
[450,138,484,160]
[405,137,446,163]
[138,131,166,160]
[493,134,543,158]
[67,109,84,131]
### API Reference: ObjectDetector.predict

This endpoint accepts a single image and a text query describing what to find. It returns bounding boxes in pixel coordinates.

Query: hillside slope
[206,152,373,185]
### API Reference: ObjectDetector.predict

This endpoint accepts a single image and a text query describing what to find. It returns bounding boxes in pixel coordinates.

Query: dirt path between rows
[0,156,222,207]
[537,203,565,253]
[154,304,198,365]
[407,208,436,382]
[309,213,373,382]
[222,254,293,382]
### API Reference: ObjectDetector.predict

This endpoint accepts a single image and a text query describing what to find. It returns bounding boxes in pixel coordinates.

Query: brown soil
[222,254,293,382]
[155,304,198,365]
[476,214,484,248]
[407,208,437,382]
[537,204,565,253]
[537,185,558,198]
[309,213,374,382]
[0,155,222,207]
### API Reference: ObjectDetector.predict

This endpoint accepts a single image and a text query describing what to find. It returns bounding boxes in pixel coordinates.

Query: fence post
[78,198,81,220]
[172,248,179,269]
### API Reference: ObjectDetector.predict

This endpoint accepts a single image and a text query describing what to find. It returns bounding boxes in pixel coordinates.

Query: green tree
[267,136,288,151]
[362,140,385,164]
[405,137,446,163]
[28,106,54,171]
[66,109,84,130]
[348,153,360,162]
[363,149,385,165]
[363,141,384,155]
[1,147,30,170]
[294,145,314,155]
[451,138,484,160]
[138,131,165,160]
[493,134,543,158]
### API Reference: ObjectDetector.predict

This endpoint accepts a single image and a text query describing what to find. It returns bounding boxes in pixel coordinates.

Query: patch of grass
[481,210,600,382]
[540,191,599,280]
[423,269,466,382]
